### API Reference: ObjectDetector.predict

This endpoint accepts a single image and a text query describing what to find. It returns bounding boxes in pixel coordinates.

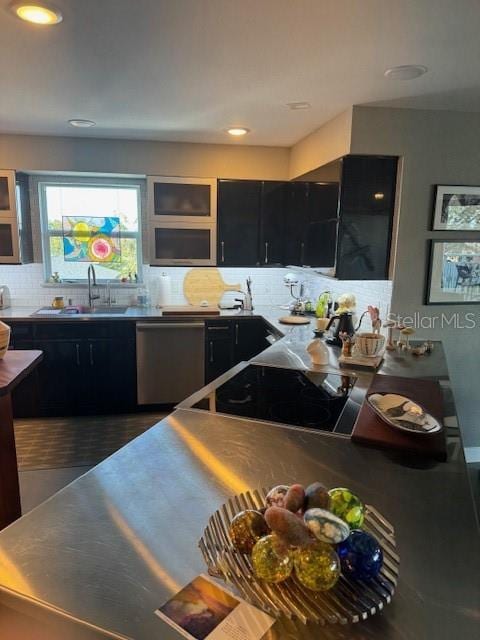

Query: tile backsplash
[1,263,392,317]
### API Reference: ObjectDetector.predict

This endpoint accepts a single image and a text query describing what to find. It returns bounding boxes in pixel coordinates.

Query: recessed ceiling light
[384,65,428,80]
[68,119,96,128]
[226,127,250,137]
[286,102,311,110]
[11,3,63,25]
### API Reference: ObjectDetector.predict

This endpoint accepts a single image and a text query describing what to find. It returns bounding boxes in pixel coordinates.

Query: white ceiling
[1,0,479,146]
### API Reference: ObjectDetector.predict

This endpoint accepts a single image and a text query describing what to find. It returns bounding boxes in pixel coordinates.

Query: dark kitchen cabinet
[218,179,339,269]
[217,180,262,266]
[336,155,397,280]
[86,338,136,412]
[9,321,136,417]
[205,320,234,383]
[35,339,84,415]
[233,319,270,362]
[284,182,309,266]
[305,182,339,268]
[260,182,287,265]
[205,318,273,383]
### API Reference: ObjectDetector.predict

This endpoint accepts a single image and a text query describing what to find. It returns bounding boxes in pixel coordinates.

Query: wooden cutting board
[183,269,241,306]
[278,316,311,325]
[162,305,220,316]
[351,374,447,461]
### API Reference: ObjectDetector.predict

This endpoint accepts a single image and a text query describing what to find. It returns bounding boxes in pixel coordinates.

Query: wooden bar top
[0,350,43,397]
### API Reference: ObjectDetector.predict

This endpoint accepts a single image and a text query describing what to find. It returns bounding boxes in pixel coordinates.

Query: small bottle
[136,288,148,307]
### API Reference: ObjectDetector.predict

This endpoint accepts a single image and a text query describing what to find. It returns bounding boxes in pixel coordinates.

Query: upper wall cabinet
[147,176,217,222]
[284,181,339,269]
[217,180,287,267]
[217,180,262,266]
[217,179,339,269]
[335,155,397,280]
[0,171,16,217]
[147,176,217,266]
[0,171,33,264]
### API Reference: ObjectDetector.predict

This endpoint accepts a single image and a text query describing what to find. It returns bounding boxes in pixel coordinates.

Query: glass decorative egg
[304,508,350,544]
[251,534,293,583]
[336,530,383,580]
[328,487,365,529]
[265,485,290,508]
[293,541,341,591]
[228,510,268,554]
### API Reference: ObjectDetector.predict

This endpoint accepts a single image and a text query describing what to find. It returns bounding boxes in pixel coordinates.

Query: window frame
[38,177,144,283]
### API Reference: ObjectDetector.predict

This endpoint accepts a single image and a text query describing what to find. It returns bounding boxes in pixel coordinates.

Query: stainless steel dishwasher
[136,321,205,404]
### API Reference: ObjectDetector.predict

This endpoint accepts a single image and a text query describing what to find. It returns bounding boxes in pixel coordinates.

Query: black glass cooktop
[192,364,355,433]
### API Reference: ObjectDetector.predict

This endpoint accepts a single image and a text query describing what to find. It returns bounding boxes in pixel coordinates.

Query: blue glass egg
[337,530,383,580]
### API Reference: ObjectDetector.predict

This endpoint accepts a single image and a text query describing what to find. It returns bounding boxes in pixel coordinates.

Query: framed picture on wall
[426,240,480,304]
[432,185,480,230]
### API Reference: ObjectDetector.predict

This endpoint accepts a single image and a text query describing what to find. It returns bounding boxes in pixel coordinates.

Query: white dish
[367,392,442,435]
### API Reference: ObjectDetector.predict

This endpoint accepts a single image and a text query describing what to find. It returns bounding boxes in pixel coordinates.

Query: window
[39,178,143,282]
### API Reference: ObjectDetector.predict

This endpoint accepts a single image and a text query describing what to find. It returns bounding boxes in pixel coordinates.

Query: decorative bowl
[355,332,385,357]
[199,488,399,625]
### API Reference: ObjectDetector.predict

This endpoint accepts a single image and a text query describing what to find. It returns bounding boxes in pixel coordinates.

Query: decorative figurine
[339,332,355,357]
[424,340,434,353]
[368,305,382,334]
[294,541,341,591]
[306,338,329,365]
[383,320,396,350]
[251,534,294,583]
[400,327,415,350]
[337,530,383,581]
[411,344,427,356]
[328,488,365,529]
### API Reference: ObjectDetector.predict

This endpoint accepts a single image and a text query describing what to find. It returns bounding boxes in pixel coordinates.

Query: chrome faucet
[87,265,100,308]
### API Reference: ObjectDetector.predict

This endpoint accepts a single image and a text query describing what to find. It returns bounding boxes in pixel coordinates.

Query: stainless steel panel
[136,321,205,404]
[0,409,477,640]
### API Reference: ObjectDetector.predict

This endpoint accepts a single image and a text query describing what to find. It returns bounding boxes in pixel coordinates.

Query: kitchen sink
[32,305,130,316]
[85,306,130,315]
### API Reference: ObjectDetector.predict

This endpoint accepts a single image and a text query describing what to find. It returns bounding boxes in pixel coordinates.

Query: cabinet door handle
[209,341,214,363]
[264,241,269,264]
[75,343,80,366]
[89,343,94,366]
[300,241,305,265]
[221,241,225,263]
[235,323,239,346]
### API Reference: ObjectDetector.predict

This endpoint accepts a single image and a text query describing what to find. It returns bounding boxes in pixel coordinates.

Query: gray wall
[351,106,480,454]
[0,133,289,180]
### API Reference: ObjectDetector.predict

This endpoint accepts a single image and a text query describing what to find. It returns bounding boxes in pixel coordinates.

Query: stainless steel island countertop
[0,314,478,639]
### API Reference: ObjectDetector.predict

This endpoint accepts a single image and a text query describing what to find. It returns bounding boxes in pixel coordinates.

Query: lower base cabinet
[10,322,136,417]
[10,317,274,417]
[205,318,272,383]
